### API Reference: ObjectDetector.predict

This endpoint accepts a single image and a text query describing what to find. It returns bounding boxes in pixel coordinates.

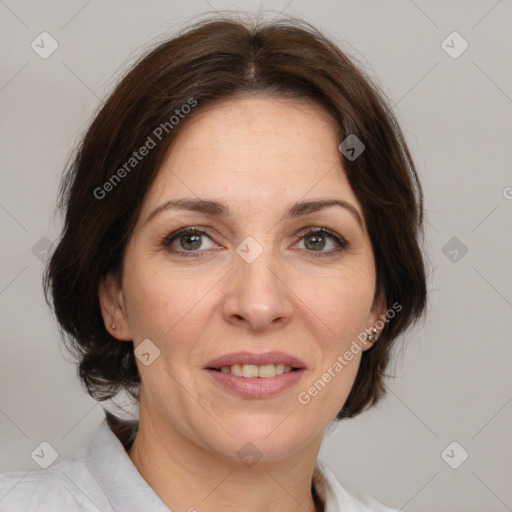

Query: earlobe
[98,273,132,341]
[363,293,387,350]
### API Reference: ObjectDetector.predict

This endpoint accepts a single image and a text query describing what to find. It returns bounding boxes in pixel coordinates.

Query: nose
[222,245,294,332]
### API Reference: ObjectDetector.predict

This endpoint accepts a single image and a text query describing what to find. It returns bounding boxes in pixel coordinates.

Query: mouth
[203,351,306,398]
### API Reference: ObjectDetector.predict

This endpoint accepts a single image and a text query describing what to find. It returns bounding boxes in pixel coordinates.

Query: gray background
[1,1,511,511]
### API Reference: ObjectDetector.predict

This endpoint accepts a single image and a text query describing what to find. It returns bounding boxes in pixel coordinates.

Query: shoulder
[0,441,111,512]
[345,490,400,512]
[0,468,82,512]
[0,417,139,512]
[314,460,399,512]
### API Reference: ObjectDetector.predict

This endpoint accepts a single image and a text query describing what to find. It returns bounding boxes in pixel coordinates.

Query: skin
[99,96,386,512]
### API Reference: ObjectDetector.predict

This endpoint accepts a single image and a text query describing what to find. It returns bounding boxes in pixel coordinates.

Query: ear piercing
[368,327,378,342]
[112,323,117,331]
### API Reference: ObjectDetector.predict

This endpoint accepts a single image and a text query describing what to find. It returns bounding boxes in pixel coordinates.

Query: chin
[204,416,315,463]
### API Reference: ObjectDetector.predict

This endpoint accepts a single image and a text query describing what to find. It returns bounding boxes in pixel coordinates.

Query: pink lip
[205,368,306,399]
[204,351,306,370]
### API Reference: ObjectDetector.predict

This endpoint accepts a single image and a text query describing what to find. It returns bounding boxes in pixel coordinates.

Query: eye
[294,227,349,256]
[161,227,218,257]
[160,226,349,259]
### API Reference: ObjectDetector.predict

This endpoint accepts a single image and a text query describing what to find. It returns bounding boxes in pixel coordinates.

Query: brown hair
[44,15,427,421]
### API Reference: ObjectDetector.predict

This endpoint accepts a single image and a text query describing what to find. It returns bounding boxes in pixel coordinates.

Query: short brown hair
[44,15,427,421]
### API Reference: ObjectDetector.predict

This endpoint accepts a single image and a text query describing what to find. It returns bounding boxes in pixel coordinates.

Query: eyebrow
[145,198,363,229]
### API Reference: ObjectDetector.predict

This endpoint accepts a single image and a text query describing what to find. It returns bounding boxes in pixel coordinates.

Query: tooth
[258,364,276,378]
[275,364,285,375]
[218,363,296,377]
[231,364,242,376]
[242,364,259,378]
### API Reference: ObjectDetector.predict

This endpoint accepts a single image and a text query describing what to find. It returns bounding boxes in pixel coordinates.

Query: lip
[204,351,306,370]
[205,367,306,399]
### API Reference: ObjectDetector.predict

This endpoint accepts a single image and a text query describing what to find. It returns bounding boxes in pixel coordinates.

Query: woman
[0,15,427,512]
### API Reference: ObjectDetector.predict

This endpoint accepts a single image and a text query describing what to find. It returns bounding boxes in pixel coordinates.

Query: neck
[124,409,325,512]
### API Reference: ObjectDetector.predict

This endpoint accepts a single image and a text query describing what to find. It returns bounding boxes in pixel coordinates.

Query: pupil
[306,234,325,250]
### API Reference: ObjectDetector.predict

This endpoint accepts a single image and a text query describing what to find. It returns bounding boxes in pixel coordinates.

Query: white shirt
[0,418,398,511]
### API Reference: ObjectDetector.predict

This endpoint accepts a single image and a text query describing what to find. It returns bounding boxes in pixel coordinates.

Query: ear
[98,272,132,341]
[363,290,387,351]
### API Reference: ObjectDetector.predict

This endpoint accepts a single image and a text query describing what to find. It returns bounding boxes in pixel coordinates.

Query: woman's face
[100,96,385,462]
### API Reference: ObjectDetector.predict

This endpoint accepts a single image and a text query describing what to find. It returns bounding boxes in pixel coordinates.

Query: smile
[204,351,307,398]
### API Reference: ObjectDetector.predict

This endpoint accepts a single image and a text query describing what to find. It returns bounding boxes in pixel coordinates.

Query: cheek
[296,280,369,419]
[123,260,217,345]
[295,267,375,342]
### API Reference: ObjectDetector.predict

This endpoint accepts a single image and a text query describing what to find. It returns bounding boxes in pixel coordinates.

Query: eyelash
[160,226,349,259]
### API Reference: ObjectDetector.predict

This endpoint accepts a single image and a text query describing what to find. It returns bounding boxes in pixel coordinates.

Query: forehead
[140,96,359,217]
